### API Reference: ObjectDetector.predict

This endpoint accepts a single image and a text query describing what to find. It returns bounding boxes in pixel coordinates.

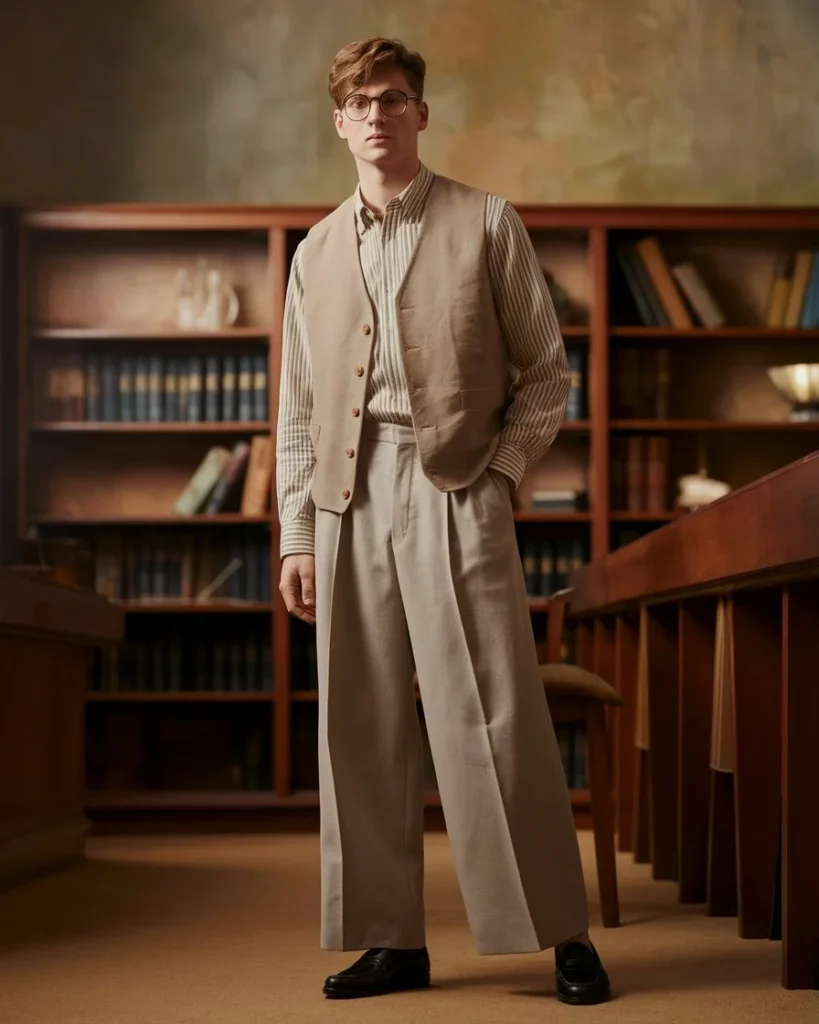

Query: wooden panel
[613,612,638,852]
[0,208,19,563]
[28,231,272,331]
[645,604,679,881]
[677,598,716,904]
[781,582,819,990]
[730,589,782,939]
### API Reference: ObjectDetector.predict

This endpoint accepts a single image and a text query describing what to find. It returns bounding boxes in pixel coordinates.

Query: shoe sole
[323,977,431,999]
[557,987,612,1006]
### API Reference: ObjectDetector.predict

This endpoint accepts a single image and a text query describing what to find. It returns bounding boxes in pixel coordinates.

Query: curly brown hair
[328,37,426,108]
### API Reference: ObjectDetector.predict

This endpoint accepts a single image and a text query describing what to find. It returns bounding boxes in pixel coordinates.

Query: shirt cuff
[280,520,316,558]
[488,443,528,490]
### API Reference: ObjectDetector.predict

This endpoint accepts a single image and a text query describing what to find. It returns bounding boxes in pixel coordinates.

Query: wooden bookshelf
[14,202,819,825]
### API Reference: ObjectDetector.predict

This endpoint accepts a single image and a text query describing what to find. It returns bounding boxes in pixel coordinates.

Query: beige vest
[301,174,510,514]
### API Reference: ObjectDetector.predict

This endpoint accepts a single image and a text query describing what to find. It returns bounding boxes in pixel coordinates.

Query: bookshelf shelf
[30,421,271,433]
[84,786,591,813]
[87,691,275,702]
[32,514,272,526]
[610,510,687,522]
[514,511,591,523]
[610,419,819,431]
[31,327,272,341]
[115,600,274,613]
[610,327,819,340]
[16,202,818,828]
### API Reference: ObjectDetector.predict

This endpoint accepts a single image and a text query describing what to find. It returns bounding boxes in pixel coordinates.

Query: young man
[276,36,612,1006]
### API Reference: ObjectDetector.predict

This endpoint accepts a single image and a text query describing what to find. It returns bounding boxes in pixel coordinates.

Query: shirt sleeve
[485,198,571,488]
[275,241,317,557]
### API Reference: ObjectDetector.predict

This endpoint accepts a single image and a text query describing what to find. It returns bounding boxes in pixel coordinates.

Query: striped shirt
[276,162,570,557]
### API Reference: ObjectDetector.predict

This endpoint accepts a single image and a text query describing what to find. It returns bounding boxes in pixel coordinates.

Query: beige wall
[1,0,818,206]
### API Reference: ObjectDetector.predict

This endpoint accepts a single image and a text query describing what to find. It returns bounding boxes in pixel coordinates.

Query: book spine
[85,355,101,421]
[238,355,253,421]
[204,356,220,421]
[147,355,163,422]
[119,357,135,422]
[133,356,149,422]
[187,357,203,421]
[252,353,268,421]
[565,348,584,421]
[222,356,237,421]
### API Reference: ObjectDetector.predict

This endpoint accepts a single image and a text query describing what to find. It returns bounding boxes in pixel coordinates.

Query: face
[334,69,429,170]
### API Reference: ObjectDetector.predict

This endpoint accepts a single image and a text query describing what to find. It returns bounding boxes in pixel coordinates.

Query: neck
[355,157,421,217]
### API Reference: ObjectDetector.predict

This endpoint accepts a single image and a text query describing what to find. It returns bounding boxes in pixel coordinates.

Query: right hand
[279,554,316,624]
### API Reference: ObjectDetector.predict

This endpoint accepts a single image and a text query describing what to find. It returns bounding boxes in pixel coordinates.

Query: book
[205,441,251,513]
[174,446,231,515]
[240,435,273,515]
[635,236,693,329]
[671,262,726,328]
[765,254,791,327]
[785,251,814,327]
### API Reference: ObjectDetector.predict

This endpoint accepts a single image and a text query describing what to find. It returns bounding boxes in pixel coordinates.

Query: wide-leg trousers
[314,420,589,954]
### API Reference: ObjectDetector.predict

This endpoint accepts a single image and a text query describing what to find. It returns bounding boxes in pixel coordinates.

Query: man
[276,36,612,1006]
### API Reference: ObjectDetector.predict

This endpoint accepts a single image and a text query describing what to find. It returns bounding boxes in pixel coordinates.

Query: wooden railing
[568,451,819,991]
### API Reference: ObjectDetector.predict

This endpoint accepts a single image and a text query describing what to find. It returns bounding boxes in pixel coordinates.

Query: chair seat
[539,662,625,706]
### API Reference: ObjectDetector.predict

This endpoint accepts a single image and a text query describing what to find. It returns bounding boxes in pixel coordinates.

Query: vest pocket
[459,388,494,411]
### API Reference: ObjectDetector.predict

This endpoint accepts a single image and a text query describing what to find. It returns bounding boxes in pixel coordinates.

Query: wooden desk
[569,452,819,991]
[0,566,123,890]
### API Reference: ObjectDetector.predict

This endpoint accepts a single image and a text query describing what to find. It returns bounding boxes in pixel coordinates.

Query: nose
[366,99,386,124]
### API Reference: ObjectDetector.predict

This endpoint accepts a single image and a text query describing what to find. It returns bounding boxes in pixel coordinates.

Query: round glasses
[342,89,420,121]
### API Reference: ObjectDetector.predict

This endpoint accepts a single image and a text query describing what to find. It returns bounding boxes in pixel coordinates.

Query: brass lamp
[767,364,819,422]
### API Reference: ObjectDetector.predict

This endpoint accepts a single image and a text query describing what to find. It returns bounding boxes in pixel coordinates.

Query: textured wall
[1,0,818,206]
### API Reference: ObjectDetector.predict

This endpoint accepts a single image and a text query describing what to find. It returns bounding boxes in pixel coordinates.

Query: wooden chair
[539,589,624,928]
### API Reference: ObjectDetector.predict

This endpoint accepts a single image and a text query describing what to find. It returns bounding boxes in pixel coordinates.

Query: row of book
[90,633,273,693]
[616,236,723,329]
[175,436,272,515]
[36,352,269,422]
[87,711,270,792]
[611,348,671,418]
[521,538,587,598]
[766,250,819,328]
[611,435,669,513]
[93,528,272,602]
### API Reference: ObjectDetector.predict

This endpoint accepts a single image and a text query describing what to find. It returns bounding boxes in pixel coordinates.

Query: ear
[333,109,347,139]
[417,100,429,132]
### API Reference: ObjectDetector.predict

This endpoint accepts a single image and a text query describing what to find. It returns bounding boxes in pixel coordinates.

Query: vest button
[362,324,372,335]
[354,366,364,377]
[346,448,355,458]
[351,408,360,417]
[342,489,350,499]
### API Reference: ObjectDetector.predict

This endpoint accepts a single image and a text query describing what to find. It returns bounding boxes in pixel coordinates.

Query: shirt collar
[354,162,434,236]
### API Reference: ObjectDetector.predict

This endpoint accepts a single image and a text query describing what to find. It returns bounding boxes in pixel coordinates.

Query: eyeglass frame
[340,89,422,121]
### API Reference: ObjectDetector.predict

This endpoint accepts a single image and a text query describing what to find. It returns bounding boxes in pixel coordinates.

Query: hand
[279,554,316,624]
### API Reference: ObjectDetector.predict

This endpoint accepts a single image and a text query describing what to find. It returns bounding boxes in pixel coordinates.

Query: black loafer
[323,947,431,999]
[555,941,611,1005]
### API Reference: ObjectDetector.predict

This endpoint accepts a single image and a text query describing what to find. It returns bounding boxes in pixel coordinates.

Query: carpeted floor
[0,829,816,1024]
